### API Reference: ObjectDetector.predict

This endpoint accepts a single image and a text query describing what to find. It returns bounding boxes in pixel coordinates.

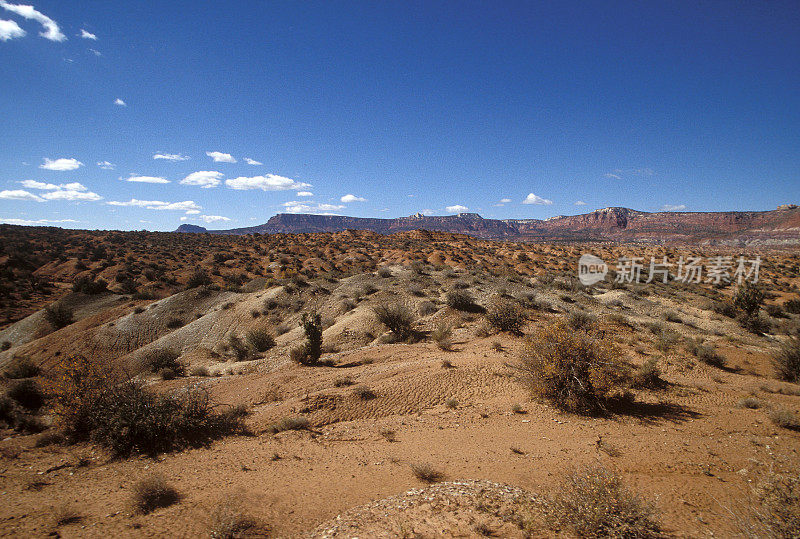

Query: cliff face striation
[176,206,800,245]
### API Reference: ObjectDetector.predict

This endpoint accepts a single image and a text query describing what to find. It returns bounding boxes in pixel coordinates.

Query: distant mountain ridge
[175,205,800,245]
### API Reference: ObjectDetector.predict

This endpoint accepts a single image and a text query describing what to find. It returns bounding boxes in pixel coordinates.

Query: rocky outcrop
[175,205,800,245]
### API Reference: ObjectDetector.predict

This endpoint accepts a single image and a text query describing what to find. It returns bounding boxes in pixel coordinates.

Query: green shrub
[485,298,525,334]
[773,337,800,383]
[44,302,74,329]
[373,302,416,341]
[186,269,212,289]
[740,313,771,335]
[246,328,275,353]
[294,312,323,365]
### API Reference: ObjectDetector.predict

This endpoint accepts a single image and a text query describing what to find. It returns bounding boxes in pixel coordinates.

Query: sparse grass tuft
[333,375,355,387]
[445,398,459,409]
[431,323,453,350]
[631,358,665,389]
[411,462,446,483]
[567,310,596,331]
[209,498,270,539]
[737,397,763,409]
[268,416,310,433]
[131,474,180,514]
[352,386,377,400]
[686,338,725,368]
[769,408,800,430]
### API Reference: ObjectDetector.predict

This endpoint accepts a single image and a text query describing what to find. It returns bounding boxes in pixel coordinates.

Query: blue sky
[1,1,798,231]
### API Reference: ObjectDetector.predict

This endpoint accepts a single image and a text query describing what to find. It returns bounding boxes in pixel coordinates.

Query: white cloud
[153,152,190,161]
[0,189,44,201]
[660,204,686,212]
[40,189,101,201]
[0,18,25,40]
[97,161,116,170]
[0,1,65,41]
[522,193,553,205]
[419,209,434,216]
[184,209,200,215]
[225,174,311,191]
[125,175,170,184]
[341,194,366,203]
[20,180,87,191]
[88,48,101,56]
[40,157,83,171]
[107,199,201,211]
[180,170,223,188]
[574,200,587,206]
[296,191,313,197]
[79,28,96,40]
[493,197,512,207]
[605,168,654,179]
[206,151,236,163]
[0,218,77,226]
[244,157,262,165]
[604,173,622,180]
[114,98,126,106]
[446,204,468,213]
[281,201,344,214]
[193,215,231,223]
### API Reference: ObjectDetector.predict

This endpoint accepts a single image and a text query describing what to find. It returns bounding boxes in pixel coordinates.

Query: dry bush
[769,408,800,430]
[773,337,800,383]
[8,379,45,411]
[44,302,74,329]
[734,282,765,317]
[485,298,525,335]
[567,310,596,330]
[446,289,480,312]
[411,462,445,483]
[268,416,309,433]
[373,302,416,341]
[752,473,800,537]
[784,298,800,314]
[3,357,40,379]
[246,328,276,353]
[548,466,662,538]
[209,498,270,539]
[686,338,725,368]
[517,320,629,415]
[132,474,180,514]
[52,505,82,527]
[46,355,247,456]
[737,397,763,409]
[631,358,665,390]
[431,323,453,350]
[333,375,355,387]
[143,348,184,375]
[352,386,377,400]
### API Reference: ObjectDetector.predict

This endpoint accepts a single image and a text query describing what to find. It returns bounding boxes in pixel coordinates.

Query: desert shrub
[8,379,45,411]
[686,338,725,368]
[418,300,438,316]
[750,473,800,537]
[209,498,270,539]
[268,415,309,433]
[228,334,249,361]
[445,398,459,409]
[712,301,738,318]
[373,302,416,341]
[734,282,765,317]
[737,397,763,409]
[1,341,10,351]
[52,505,82,527]
[143,348,183,375]
[377,267,393,278]
[567,310,596,331]
[72,276,108,295]
[245,328,276,353]
[549,466,662,538]
[186,269,212,289]
[773,337,800,383]
[769,407,800,430]
[446,289,481,312]
[631,358,665,389]
[663,311,682,323]
[511,403,525,414]
[517,320,629,415]
[485,298,525,334]
[784,298,800,315]
[44,302,74,329]
[165,317,185,329]
[431,323,453,351]
[190,366,210,377]
[290,312,323,365]
[411,462,445,483]
[740,313,771,335]
[653,327,680,354]
[352,386,377,400]
[766,304,787,319]
[47,356,247,456]
[333,375,355,387]
[132,474,180,514]
[160,368,178,380]
[3,358,40,379]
